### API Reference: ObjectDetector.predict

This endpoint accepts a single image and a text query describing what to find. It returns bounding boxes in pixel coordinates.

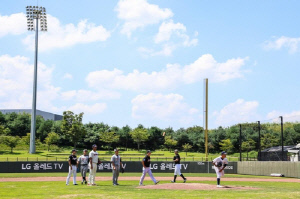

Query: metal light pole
[26,6,47,154]
[239,124,242,161]
[257,121,261,161]
[279,116,284,161]
[204,79,208,161]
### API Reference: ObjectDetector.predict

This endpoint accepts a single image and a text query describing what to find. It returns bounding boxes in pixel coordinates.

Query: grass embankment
[0,150,257,162]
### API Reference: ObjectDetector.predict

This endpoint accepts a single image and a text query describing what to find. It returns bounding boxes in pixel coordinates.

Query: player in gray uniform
[77,149,89,185]
[111,148,124,186]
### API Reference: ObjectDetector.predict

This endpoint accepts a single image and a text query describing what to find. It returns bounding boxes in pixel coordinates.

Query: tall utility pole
[239,124,242,161]
[204,79,208,161]
[279,116,284,161]
[257,121,261,161]
[26,6,47,154]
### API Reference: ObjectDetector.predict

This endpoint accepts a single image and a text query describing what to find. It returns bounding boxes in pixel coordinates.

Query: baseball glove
[76,167,80,173]
[216,161,223,167]
[97,160,101,165]
[121,167,125,174]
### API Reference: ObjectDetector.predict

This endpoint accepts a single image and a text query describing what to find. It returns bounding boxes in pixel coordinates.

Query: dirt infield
[137,183,258,190]
[0,176,299,182]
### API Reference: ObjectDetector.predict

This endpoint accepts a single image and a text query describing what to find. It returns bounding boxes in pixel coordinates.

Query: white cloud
[86,54,248,92]
[139,44,177,57]
[0,54,112,117]
[115,0,173,36]
[0,54,60,111]
[61,89,121,101]
[22,14,111,51]
[67,103,107,115]
[183,54,248,83]
[154,20,198,47]
[213,99,259,127]
[267,110,300,123]
[154,20,186,43]
[63,73,73,80]
[0,13,27,37]
[263,36,300,53]
[140,20,198,57]
[131,93,199,124]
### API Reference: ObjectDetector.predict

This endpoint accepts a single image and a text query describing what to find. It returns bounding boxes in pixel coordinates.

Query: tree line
[0,111,300,154]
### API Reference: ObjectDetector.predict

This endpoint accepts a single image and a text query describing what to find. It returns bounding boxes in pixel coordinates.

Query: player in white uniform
[88,144,100,186]
[66,149,78,185]
[212,151,229,188]
[171,149,186,183]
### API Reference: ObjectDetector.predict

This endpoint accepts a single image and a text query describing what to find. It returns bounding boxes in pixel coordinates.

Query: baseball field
[0,173,299,199]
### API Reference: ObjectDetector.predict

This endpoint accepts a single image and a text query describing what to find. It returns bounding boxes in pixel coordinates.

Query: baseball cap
[174,149,178,152]
[221,151,227,155]
[83,149,88,152]
[92,144,97,148]
[114,148,119,152]
[147,150,151,153]
[72,149,77,152]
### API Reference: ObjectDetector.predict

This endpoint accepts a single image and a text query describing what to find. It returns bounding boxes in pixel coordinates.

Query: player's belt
[81,164,88,166]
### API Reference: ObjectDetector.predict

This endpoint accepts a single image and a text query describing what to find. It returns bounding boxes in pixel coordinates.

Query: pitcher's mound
[137,183,257,190]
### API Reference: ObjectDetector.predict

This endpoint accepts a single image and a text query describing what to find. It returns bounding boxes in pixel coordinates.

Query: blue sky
[1,0,300,129]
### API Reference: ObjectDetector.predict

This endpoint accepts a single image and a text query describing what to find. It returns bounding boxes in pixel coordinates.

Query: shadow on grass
[0,151,22,155]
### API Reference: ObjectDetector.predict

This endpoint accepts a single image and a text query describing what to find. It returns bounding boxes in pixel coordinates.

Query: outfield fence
[0,161,238,174]
[238,161,300,178]
[0,156,244,162]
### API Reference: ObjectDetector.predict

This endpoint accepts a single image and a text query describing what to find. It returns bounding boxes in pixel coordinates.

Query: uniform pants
[139,167,157,184]
[112,165,120,184]
[66,165,77,185]
[81,165,88,178]
[214,166,224,178]
[174,164,181,175]
[88,163,97,184]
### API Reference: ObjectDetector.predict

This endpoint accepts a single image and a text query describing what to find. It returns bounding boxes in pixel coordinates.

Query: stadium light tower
[26,6,47,154]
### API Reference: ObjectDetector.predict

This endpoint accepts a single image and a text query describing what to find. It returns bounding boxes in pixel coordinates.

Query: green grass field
[0,173,299,199]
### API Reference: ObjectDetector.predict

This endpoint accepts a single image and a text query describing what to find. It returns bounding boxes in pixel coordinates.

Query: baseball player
[212,151,229,188]
[171,149,187,183]
[139,150,159,186]
[111,148,124,186]
[77,149,89,185]
[66,149,78,185]
[88,144,100,186]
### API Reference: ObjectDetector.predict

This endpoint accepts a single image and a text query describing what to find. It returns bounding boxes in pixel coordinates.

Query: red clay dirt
[137,183,258,190]
[0,176,299,183]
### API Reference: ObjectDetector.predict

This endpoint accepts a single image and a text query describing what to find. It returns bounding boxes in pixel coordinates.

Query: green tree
[61,111,86,148]
[45,132,60,151]
[219,139,233,153]
[182,143,192,156]
[100,131,120,151]
[0,125,10,135]
[207,142,214,155]
[241,139,256,160]
[21,133,30,152]
[6,113,30,137]
[37,120,54,142]
[117,125,132,151]
[164,135,178,152]
[0,136,20,153]
[130,128,149,151]
[261,133,279,150]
